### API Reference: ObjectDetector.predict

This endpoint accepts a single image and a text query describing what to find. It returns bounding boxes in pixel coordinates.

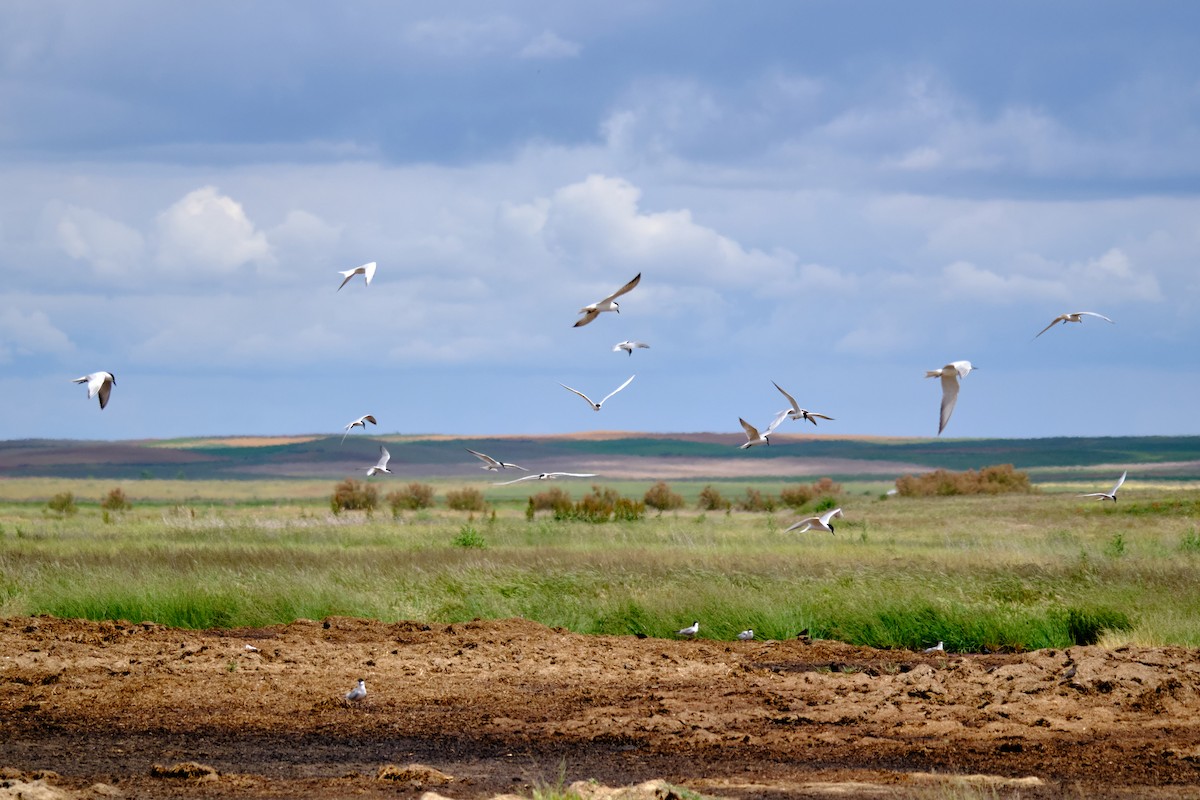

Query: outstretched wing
[601,272,641,304]
[466,448,500,467]
[573,309,600,328]
[1110,470,1127,495]
[97,377,113,409]
[785,517,816,533]
[764,409,789,436]
[772,381,800,415]
[738,417,760,440]
[599,374,635,406]
[1074,311,1114,324]
[494,473,542,486]
[559,382,597,407]
[938,369,960,435]
[1034,315,1067,339]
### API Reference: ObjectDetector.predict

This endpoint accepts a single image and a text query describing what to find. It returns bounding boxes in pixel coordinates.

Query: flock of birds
[71,264,1130,658]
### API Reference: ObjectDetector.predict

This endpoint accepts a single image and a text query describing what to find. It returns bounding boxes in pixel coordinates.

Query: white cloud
[518,30,580,60]
[403,15,524,58]
[154,186,272,275]
[56,205,145,277]
[939,260,1068,304]
[0,306,74,362]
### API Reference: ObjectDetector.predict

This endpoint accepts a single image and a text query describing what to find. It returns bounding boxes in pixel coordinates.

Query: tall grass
[1,484,1198,648]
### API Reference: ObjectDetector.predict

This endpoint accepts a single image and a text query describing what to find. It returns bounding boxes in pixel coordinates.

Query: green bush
[100,487,132,513]
[530,487,573,514]
[643,481,685,511]
[330,479,378,514]
[387,482,436,514]
[446,487,488,512]
[895,464,1034,497]
[46,492,77,516]
[779,477,843,509]
[736,488,777,512]
[452,524,486,549]
[697,485,731,511]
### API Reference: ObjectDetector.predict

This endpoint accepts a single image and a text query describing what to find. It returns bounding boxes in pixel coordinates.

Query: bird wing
[1034,315,1067,338]
[807,412,834,422]
[559,383,597,407]
[772,381,800,415]
[601,272,641,304]
[466,448,500,467]
[361,262,377,286]
[1074,311,1114,324]
[785,518,816,533]
[938,369,961,435]
[599,374,635,406]
[494,473,542,486]
[764,409,789,436]
[97,377,112,409]
[336,269,357,291]
[573,309,600,328]
[739,417,761,440]
[376,446,391,469]
[613,342,628,352]
[820,507,844,525]
[633,341,649,349]
[362,415,377,426]
[547,472,597,478]
[1110,470,1127,494]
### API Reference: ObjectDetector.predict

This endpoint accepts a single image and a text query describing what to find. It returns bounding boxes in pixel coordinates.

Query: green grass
[1,481,1198,648]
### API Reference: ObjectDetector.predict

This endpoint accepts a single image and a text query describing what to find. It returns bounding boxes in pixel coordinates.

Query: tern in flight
[345,679,367,702]
[466,448,527,471]
[785,507,844,534]
[738,411,788,449]
[341,414,377,443]
[366,446,392,476]
[1034,311,1114,339]
[1080,470,1127,502]
[573,273,641,327]
[613,340,650,356]
[676,621,700,638]
[926,360,976,435]
[772,381,835,425]
[559,374,635,411]
[494,472,596,486]
[336,261,377,291]
[737,629,755,641]
[73,371,116,410]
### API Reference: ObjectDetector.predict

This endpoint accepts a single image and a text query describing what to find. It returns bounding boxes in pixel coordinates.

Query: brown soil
[3,616,1199,799]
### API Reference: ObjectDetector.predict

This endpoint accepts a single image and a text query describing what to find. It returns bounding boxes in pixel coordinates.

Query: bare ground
[3,616,1200,799]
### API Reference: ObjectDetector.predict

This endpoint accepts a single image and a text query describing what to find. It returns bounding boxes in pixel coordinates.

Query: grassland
[2,474,1198,651]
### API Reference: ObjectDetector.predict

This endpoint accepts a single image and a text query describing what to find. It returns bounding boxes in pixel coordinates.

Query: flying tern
[925,360,976,435]
[341,414,377,443]
[772,381,835,425]
[73,371,116,410]
[336,261,377,291]
[559,374,635,411]
[785,507,844,534]
[1034,311,1114,339]
[573,273,641,327]
[736,629,755,641]
[493,472,596,486]
[345,678,367,702]
[676,621,699,638]
[738,411,788,449]
[466,448,527,471]
[613,340,650,356]
[1080,470,1127,502]
[366,446,392,476]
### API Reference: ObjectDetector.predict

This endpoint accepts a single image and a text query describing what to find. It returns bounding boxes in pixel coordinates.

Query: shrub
[643,481,685,511]
[330,479,378,514]
[452,524,486,549]
[779,477,844,509]
[697,485,730,511]
[735,488,777,512]
[530,486,573,513]
[895,464,1034,497]
[100,487,132,513]
[387,482,436,514]
[46,492,77,516]
[553,485,645,523]
[445,487,488,512]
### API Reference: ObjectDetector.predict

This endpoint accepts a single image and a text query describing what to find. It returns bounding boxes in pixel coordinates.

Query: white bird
[340,414,377,443]
[336,261,377,291]
[72,371,116,410]
[738,410,789,449]
[345,678,367,702]
[366,446,392,476]
[1035,311,1114,339]
[785,507,844,534]
[493,472,596,486]
[1080,470,1127,502]
[676,621,699,638]
[573,273,641,327]
[466,448,527,471]
[559,375,635,411]
[923,641,945,653]
[613,340,650,356]
[925,360,976,435]
[737,629,754,641]
[243,644,260,653]
[772,381,835,425]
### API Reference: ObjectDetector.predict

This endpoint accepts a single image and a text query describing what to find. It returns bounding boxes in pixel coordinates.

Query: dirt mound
[3,615,1200,798]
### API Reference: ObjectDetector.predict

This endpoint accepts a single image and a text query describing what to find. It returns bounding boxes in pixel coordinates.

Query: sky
[3,1,1199,442]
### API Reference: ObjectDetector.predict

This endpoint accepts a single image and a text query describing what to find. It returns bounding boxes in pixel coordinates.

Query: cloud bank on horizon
[2,2,1198,441]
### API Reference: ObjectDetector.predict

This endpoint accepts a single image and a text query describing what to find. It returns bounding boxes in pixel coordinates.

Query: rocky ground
[3,616,1200,798]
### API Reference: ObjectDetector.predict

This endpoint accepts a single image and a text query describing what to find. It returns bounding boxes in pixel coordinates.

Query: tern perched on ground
[1080,470,1127,502]
[573,273,641,327]
[336,261,377,291]
[613,340,650,356]
[366,446,392,476]
[345,678,367,702]
[926,360,976,435]
[494,471,596,486]
[73,371,116,410]
[676,621,700,638]
[737,629,754,641]
[466,448,527,471]
[772,381,835,425]
[738,411,788,449]
[1034,311,1114,339]
[785,507,844,534]
[924,641,945,653]
[340,414,377,443]
[559,375,635,411]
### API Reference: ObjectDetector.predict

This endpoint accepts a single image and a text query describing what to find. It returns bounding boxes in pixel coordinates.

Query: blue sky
[3,1,1199,441]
